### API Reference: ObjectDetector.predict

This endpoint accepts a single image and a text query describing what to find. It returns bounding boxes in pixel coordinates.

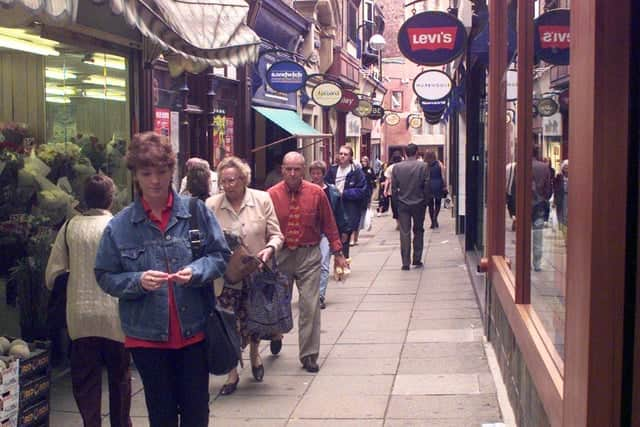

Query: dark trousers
[130,341,210,427]
[427,198,442,226]
[70,337,132,427]
[397,203,427,267]
[342,232,352,258]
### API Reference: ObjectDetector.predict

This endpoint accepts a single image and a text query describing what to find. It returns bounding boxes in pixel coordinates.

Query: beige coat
[45,210,124,342]
[206,188,284,290]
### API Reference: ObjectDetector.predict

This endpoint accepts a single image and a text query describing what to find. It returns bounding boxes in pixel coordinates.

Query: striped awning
[0,0,260,67]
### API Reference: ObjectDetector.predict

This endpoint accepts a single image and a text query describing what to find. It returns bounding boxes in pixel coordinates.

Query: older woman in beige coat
[206,156,284,395]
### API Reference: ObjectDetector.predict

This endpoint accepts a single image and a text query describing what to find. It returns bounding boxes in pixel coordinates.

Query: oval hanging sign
[397,11,467,66]
[335,90,359,113]
[413,70,453,101]
[534,9,570,66]
[537,98,558,117]
[384,113,400,126]
[266,60,307,93]
[368,104,385,120]
[353,98,373,117]
[312,82,343,107]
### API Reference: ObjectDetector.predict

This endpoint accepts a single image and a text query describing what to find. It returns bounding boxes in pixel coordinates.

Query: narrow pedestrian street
[49,209,514,426]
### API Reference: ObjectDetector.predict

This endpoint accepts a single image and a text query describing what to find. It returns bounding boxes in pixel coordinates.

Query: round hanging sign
[408,115,423,129]
[413,70,453,101]
[353,98,373,117]
[335,90,359,113]
[537,98,558,117]
[534,9,570,66]
[368,104,385,120]
[384,113,400,126]
[311,81,343,107]
[266,61,307,93]
[397,11,467,66]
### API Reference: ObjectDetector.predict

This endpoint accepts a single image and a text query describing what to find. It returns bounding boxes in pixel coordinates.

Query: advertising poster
[154,108,171,137]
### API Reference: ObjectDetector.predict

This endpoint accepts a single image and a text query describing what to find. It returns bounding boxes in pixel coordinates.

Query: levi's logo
[408,27,457,51]
[539,26,570,49]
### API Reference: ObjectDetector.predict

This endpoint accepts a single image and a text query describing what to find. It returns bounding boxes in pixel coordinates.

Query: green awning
[253,106,332,138]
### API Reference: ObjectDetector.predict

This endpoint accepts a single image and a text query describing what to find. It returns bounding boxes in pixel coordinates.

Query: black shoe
[401,265,410,271]
[429,223,435,229]
[252,364,264,382]
[319,296,326,310]
[219,377,239,395]
[412,262,424,268]
[434,220,439,228]
[302,356,319,373]
[270,339,282,355]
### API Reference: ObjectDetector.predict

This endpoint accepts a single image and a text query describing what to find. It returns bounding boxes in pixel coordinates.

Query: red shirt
[125,192,205,349]
[268,180,342,253]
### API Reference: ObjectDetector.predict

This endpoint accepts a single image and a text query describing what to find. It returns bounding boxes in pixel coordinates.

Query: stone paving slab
[49,211,510,427]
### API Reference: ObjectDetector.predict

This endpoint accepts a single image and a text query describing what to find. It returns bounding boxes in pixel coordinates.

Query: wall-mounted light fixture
[82,53,126,70]
[83,75,127,87]
[0,34,59,56]
[46,67,76,80]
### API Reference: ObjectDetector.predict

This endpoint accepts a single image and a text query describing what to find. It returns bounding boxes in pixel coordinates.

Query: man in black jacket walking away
[392,143,431,270]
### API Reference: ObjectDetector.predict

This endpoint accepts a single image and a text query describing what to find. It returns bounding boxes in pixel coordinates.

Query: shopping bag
[363,208,373,231]
[246,262,293,338]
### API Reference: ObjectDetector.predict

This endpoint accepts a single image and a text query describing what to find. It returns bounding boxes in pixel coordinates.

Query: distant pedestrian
[309,160,350,310]
[384,152,404,229]
[506,161,517,231]
[268,152,347,372]
[207,156,284,395]
[95,132,231,427]
[391,143,431,270]
[532,146,552,271]
[186,161,212,201]
[353,156,376,245]
[425,150,447,229]
[553,159,569,236]
[325,145,368,260]
[46,175,131,427]
[264,156,283,189]
[179,157,219,197]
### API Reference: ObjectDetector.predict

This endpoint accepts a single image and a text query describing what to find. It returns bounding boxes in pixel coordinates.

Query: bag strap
[188,197,202,259]
[63,219,71,260]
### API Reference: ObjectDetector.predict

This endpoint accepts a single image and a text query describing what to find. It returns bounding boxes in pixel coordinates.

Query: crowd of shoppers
[46,130,461,426]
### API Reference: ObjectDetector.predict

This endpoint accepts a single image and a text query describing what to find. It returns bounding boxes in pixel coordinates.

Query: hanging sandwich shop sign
[397,11,467,66]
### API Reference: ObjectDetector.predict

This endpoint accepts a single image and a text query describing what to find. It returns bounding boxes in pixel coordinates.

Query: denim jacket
[94,191,231,342]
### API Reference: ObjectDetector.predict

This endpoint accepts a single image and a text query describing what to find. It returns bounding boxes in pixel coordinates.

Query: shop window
[0,27,132,333]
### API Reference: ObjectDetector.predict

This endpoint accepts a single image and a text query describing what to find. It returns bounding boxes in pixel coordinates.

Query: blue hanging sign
[534,9,570,66]
[266,60,308,93]
[420,99,448,114]
[397,11,467,66]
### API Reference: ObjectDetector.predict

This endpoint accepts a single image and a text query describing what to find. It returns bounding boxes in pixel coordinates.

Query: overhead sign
[353,98,373,117]
[311,81,343,107]
[335,90,359,113]
[384,113,400,126]
[407,115,423,129]
[506,69,518,101]
[537,98,559,117]
[413,70,453,101]
[420,99,447,114]
[266,61,307,93]
[397,11,467,66]
[368,104,385,120]
[534,9,570,66]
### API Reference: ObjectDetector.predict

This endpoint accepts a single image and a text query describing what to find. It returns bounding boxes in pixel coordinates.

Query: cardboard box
[17,399,48,427]
[16,343,50,384]
[0,390,18,420]
[0,358,18,395]
[18,375,49,411]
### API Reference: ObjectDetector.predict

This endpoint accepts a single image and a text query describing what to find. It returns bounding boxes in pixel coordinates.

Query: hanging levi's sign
[385,113,400,126]
[266,61,307,93]
[534,9,570,65]
[335,90,359,113]
[398,11,467,66]
[537,98,558,117]
[413,70,453,101]
[368,104,385,120]
[353,99,373,117]
[312,82,343,107]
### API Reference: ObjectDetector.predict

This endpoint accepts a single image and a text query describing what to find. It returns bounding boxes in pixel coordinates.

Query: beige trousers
[277,245,322,362]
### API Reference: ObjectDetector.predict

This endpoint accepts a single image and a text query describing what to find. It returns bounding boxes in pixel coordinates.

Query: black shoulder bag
[188,198,241,375]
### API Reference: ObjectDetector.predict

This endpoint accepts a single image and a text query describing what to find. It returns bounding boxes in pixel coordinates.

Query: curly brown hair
[125,132,176,172]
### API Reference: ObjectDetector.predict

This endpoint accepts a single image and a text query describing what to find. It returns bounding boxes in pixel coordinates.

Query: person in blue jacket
[324,145,368,260]
[94,131,231,427]
[309,160,350,309]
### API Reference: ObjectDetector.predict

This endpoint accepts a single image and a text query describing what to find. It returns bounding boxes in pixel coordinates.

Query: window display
[0,26,132,339]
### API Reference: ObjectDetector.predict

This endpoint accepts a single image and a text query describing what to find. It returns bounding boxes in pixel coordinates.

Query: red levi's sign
[408,27,458,51]
[538,25,570,49]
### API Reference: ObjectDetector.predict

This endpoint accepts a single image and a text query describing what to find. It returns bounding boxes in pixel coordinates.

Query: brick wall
[377,0,405,58]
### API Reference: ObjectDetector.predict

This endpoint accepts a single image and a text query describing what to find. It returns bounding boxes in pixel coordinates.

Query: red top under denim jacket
[125,192,205,349]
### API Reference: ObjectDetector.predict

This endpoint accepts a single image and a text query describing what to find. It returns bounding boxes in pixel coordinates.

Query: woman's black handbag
[246,261,293,338]
[189,198,241,375]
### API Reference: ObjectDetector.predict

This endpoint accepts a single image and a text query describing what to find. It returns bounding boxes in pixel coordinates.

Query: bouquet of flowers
[37,141,82,182]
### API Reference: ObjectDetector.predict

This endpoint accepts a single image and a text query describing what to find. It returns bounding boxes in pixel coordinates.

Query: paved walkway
[49,208,513,426]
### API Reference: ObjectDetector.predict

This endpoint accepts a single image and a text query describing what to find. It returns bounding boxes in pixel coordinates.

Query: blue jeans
[319,235,330,299]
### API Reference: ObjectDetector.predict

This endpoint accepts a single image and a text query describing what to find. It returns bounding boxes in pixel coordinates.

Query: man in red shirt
[268,151,347,372]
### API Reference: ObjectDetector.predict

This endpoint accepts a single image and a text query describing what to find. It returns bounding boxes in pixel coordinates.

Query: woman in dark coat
[425,150,446,229]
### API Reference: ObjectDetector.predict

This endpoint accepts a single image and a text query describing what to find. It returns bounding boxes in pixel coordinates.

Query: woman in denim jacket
[95,132,230,427]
